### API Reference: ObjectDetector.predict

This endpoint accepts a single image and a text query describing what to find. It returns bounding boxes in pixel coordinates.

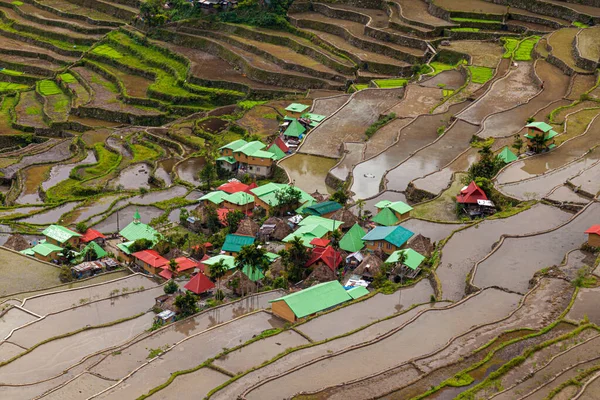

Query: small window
[256,167,261,172]
[386,242,392,250]
[249,166,253,170]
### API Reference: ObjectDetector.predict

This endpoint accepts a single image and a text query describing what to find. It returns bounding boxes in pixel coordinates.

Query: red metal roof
[132,249,169,268]
[585,225,600,235]
[309,238,331,248]
[218,181,250,194]
[273,136,289,153]
[245,182,258,193]
[456,181,488,204]
[80,228,106,243]
[159,269,173,280]
[305,246,342,271]
[217,208,234,225]
[173,257,200,273]
[184,273,215,294]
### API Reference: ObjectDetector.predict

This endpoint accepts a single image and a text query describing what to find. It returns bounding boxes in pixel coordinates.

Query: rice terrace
[0,0,600,398]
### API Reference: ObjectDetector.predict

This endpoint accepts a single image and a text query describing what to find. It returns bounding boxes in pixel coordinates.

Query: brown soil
[386,85,443,117]
[394,0,450,26]
[14,1,114,30]
[420,70,466,90]
[14,91,47,130]
[577,26,600,62]
[37,0,123,22]
[0,54,62,73]
[237,105,281,136]
[549,28,589,73]
[434,0,569,24]
[567,73,597,100]
[545,0,600,16]
[445,40,504,68]
[310,94,350,115]
[92,61,153,98]
[363,117,413,159]
[0,37,76,63]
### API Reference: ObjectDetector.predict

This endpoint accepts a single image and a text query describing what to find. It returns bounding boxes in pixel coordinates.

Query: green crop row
[374,78,408,88]
[451,17,497,24]
[37,80,62,96]
[0,82,29,92]
[130,140,163,164]
[58,73,77,83]
[468,66,494,84]
[502,37,519,58]
[0,69,23,76]
[514,36,540,61]
[91,44,123,59]
[451,28,481,32]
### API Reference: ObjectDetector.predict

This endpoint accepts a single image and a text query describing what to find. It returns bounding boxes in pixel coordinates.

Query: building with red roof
[585,225,600,247]
[217,208,234,225]
[456,181,488,204]
[132,249,169,274]
[184,273,215,295]
[218,181,251,194]
[306,246,342,271]
[273,136,289,153]
[309,238,331,248]
[79,228,106,244]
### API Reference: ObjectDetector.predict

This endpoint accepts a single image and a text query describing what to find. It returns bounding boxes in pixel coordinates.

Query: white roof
[477,199,495,207]
[157,310,176,320]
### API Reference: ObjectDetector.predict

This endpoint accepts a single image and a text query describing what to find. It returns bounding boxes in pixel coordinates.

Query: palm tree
[210,259,228,300]
[394,251,408,284]
[235,244,270,297]
[356,199,366,220]
[168,259,178,277]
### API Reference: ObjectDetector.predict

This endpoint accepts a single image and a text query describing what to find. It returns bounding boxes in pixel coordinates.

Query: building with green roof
[241,264,265,282]
[347,286,369,300]
[374,200,413,224]
[339,223,366,252]
[266,144,286,160]
[219,139,248,151]
[302,201,342,217]
[283,119,306,139]
[203,254,236,277]
[270,280,352,322]
[282,223,330,247]
[251,183,314,212]
[285,103,309,114]
[302,113,326,127]
[524,121,558,152]
[199,191,228,206]
[222,234,255,255]
[217,139,279,178]
[298,216,343,231]
[42,225,81,247]
[385,248,425,279]
[30,242,63,262]
[119,212,161,243]
[372,207,399,226]
[362,225,414,255]
[222,192,255,212]
[497,146,518,163]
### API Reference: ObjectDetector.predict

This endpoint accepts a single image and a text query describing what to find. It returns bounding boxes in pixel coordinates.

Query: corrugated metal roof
[362,226,414,248]
[119,221,160,243]
[222,234,255,253]
[284,119,306,138]
[234,141,265,156]
[42,225,80,243]
[203,254,236,270]
[497,146,518,163]
[285,103,309,113]
[223,192,254,206]
[269,280,352,318]
[339,223,366,253]
[219,139,247,151]
[347,286,369,299]
[372,207,399,226]
[199,191,227,204]
[385,248,425,270]
[303,201,342,216]
[31,242,63,256]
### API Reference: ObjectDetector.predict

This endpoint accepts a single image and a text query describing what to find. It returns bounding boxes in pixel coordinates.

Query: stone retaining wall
[21,0,122,26]
[573,30,599,72]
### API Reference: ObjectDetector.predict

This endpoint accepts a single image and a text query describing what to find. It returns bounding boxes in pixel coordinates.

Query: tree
[226,210,245,233]
[164,280,178,294]
[206,205,221,233]
[76,222,88,234]
[330,186,349,206]
[168,259,179,275]
[62,243,76,264]
[512,134,523,155]
[356,199,366,220]
[59,265,74,282]
[179,208,189,224]
[392,251,408,284]
[128,238,154,253]
[529,132,548,154]
[282,237,310,283]
[330,229,342,250]
[174,291,199,317]
[85,246,99,262]
[465,144,506,183]
[210,259,228,296]
[274,185,302,216]
[198,159,218,190]
[235,243,270,296]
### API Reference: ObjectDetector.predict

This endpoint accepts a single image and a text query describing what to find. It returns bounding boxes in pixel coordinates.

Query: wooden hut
[330,208,360,231]
[408,234,434,257]
[235,218,259,238]
[352,253,384,281]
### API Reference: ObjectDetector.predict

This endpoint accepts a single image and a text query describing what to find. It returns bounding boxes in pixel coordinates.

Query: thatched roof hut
[4,234,30,252]
[260,217,292,241]
[226,270,258,296]
[353,254,384,279]
[306,264,336,284]
[235,218,259,238]
[267,258,286,279]
[331,208,359,230]
[408,234,434,257]
[310,190,329,203]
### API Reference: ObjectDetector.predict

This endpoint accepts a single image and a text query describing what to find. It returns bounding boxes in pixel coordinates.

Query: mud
[445,41,504,68]
[311,95,350,116]
[279,154,337,194]
[386,86,442,117]
[420,70,465,90]
[154,158,177,186]
[0,140,72,180]
[17,164,49,205]
[567,287,600,325]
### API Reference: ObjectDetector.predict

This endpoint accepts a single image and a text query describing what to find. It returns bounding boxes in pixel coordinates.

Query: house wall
[253,197,273,212]
[271,300,296,322]
[136,259,162,275]
[235,153,274,167]
[365,240,399,254]
[34,252,56,263]
[588,233,600,247]
[218,161,236,172]
[118,249,133,264]
[393,211,410,222]
[221,148,234,157]
[245,164,272,177]
[222,200,254,213]
[46,236,79,248]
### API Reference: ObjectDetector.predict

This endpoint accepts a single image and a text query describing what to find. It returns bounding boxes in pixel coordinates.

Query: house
[283,119,307,141]
[285,103,309,115]
[116,241,135,263]
[408,234,435,257]
[234,141,277,178]
[271,136,289,154]
[585,225,600,247]
[385,248,425,281]
[305,246,342,283]
[184,272,215,295]
[345,251,364,268]
[309,238,331,248]
[339,223,366,253]
[330,208,359,230]
[199,191,227,207]
[301,112,326,128]
[222,234,255,256]
[42,225,81,248]
[29,242,63,262]
[119,210,160,243]
[217,139,247,172]
[362,225,414,255]
[203,254,236,277]
[269,280,352,322]
[352,253,384,282]
[524,121,558,152]
[283,224,330,247]
[373,200,413,226]
[266,143,287,161]
[159,257,201,280]
[258,217,292,241]
[497,146,518,163]
[71,261,103,279]
[80,228,106,245]
[155,294,178,312]
[155,310,177,325]
[302,201,342,218]
[235,218,259,238]
[456,181,495,218]
[79,241,107,261]
[250,183,315,214]
[132,249,168,274]
[227,265,264,296]
[217,180,252,194]
[222,192,255,213]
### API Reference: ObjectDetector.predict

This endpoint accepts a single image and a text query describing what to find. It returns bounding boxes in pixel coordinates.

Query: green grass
[451,27,480,32]
[451,17,498,24]
[237,100,267,110]
[80,144,120,179]
[502,37,519,58]
[90,73,118,93]
[131,141,162,163]
[374,78,408,88]
[468,66,494,84]
[59,73,77,83]
[573,21,589,28]
[430,62,456,75]
[91,44,123,59]
[25,106,40,115]
[53,98,69,113]
[11,0,23,5]
[0,69,23,76]
[37,80,62,96]
[0,82,28,92]
[514,36,540,61]
[443,89,455,97]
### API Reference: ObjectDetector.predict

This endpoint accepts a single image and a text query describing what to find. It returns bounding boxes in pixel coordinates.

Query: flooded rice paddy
[92,205,164,233]
[329,142,365,181]
[110,163,151,190]
[41,150,96,191]
[175,156,205,187]
[399,218,464,244]
[567,287,600,325]
[18,202,83,225]
[64,194,123,224]
[0,140,72,180]
[41,372,113,400]
[546,185,590,204]
[279,154,337,194]
[146,368,229,400]
[0,307,38,340]
[310,94,350,116]
[154,157,177,186]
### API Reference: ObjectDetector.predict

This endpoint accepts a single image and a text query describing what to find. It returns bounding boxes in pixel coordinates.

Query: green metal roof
[234,141,266,156]
[303,201,342,216]
[241,264,265,282]
[252,149,277,160]
[284,119,306,138]
[31,242,63,257]
[251,183,314,207]
[347,286,369,300]
[133,209,141,221]
[222,234,255,253]
[223,191,254,206]
[219,139,247,151]
[302,113,326,122]
[117,241,135,255]
[204,254,236,270]
[217,156,237,164]
[385,248,425,270]
[199,190,227,204]
[266,252,280,262]
[497,146,518,163]
[361,226,414,248]
[20,248,35,256]
[42,225,81,244]
[83,241,107,258]
[267,145,286,161]
[298,216,343,231]
[285,103,309,113]
[119,221,160,243]
[295,199,317,214]
[282,224,330,246]
[375,200,412,214]
[339,223,366,253]
[526,121,553,132]
[269,280,352,318]
[372,207,399,226]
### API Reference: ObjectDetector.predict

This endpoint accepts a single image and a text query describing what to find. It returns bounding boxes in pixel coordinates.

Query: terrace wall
[573,30,599,72]
[20,0,122,26]
[487,0,599,24]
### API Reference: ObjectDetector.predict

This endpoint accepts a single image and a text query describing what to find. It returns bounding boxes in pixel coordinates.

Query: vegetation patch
[91,44,123,59]
[365,113,396,139]
[37,80,62,96]
[468,66,494,84]
[131,141,163,163]
[11,0,23,5]
[451,17,497,24]
[59,73,77,83]
[573,21,589,28]
[429,62,458,75]
[451,28,480,32]
[514,37,540,61]
[374,78,408,88]
[0,82,28,92]
[237,100,267,110]
[502,37,519,58]
[0,69,24,76]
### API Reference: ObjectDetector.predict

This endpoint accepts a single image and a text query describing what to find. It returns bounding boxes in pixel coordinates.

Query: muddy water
[386,86,443,117]
[91,291,283,380]
[110,185,188,210]
[279,154,337,194]
[154,158,177,186]
[0,140,72,180]
[478,61,570,138]
[363,118,413,160]
[146,368,229,400]
[41,151,96,191]
[9,287,163,348]
[569,160,600,197]
[176,156,205,187]
[412,147,479,195]
[214,330,309,374]
[567,74,597,101]
[473,202,600,294]
[92,205,164,233]
[561,250,595,280]
[0,307,38,340]
[437,204,571,301]
[19,202,82,225]
[110,163,151,190]
[399,219,464,243]
[0,313,154,385]
[245,289,521,399]
[42,372,113,400]
[95,312,284,399]
[198,117,228,133]
[17,164,49,205]
[65,194,123,224]
[311,94,350,116]
[351,103,467,199]
[567,288,600,325]
[22,275,156,315]
[546,185,590,204]
[420,70,465,90]
[329,142,365,181]
[384,119,480,192]
[297,280,436,341]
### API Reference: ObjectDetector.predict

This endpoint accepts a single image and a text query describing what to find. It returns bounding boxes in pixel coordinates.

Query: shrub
[365,113,396,139]
[164,280,178,294]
